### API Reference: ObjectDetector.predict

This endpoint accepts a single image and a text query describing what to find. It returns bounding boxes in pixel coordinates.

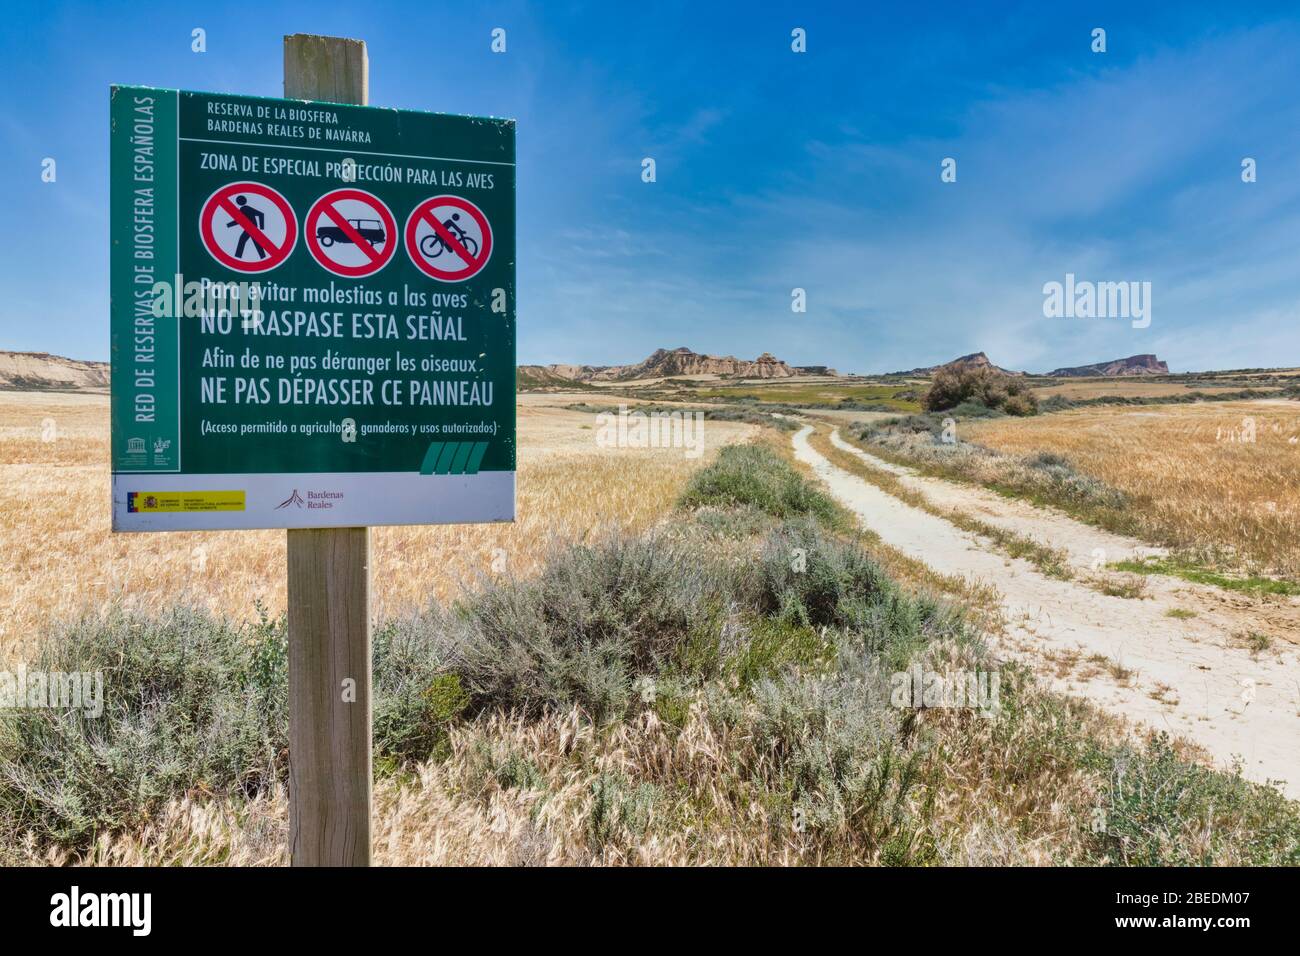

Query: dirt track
[793,424,1300,797]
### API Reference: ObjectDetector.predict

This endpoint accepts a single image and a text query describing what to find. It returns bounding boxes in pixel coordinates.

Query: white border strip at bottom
[112,471,515,532]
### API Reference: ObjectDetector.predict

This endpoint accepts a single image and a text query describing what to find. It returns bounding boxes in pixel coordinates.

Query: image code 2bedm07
[109,87,516,531]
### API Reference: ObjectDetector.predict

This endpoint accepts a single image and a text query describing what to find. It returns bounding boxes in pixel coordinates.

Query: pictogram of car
[317,218,385,247]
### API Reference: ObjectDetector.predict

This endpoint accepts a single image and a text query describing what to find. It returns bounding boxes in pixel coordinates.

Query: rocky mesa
[908,352,1024,376]
[0,351,110,392]
[521,347,837,384]
[903,351,1171,378]
[1047,354,1170,377]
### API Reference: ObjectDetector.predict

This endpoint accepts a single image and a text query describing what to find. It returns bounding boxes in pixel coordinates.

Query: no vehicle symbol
[199,181,297,273]
[305,188,398,277]
[404,195,493,282]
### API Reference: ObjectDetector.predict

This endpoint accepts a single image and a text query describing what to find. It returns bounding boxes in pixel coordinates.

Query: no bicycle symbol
[305,188,398,278]
[404,195,493,282]
[199,181,297,273]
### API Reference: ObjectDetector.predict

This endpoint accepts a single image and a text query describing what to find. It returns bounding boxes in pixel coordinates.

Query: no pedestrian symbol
[199,181,297,273]
[404,195,492,282]
[305,188,398,277]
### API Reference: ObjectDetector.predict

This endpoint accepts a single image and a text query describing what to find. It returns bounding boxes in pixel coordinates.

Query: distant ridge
[519,347,838,385]
[1047,354,1170,377]
[896,351,1172,378]
[0,351,109,392]
[906,352,1023,376]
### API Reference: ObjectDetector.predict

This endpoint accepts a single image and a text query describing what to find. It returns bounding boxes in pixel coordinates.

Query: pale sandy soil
[800,408,897,425]
[794,425,1300,797]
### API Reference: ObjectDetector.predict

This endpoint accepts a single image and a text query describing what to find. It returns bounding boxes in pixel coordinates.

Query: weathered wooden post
[283,34,372,867]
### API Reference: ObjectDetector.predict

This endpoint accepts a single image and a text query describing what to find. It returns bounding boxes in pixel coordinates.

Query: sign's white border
[112,471,515,532]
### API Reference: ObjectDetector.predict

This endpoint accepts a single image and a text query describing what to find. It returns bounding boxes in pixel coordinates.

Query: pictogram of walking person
[227,195,266,259]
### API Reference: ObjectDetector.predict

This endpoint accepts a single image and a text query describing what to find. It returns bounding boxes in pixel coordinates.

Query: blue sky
[2,0,1299,373]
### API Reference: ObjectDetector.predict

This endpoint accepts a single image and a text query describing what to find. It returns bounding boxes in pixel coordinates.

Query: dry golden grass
[8,670,1268,868]
[31,706,801,866]
[964,400,1300,576]
[24,682,1100,867]
[0,392,755,661]
[1031,380,1265,400]
[22,653,1238,868]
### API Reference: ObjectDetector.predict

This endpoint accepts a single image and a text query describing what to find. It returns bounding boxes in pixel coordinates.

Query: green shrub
[372,625,470,765]
[3,605,472,847]
[1000,393,1036,417]
[1085,734,1300,865]
[725,618,836,688]
[0,606,288,848]
[751,519,968,670]
[923,366,1038,416]
[679,443,845,527]
[439,518,958,718]
[754,519,893,625]
[948,401,1005,419]
[444,534,732,719]
[588,772,658,849]
[689,503,776,539]
[743,659,931,862]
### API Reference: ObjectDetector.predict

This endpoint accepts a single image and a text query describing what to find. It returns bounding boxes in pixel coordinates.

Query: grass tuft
[1110,557,1300,597]
[679,442,847,528]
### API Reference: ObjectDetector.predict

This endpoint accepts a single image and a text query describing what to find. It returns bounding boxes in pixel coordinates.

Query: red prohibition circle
[199,181,297,273]
[404,195,493,282]
[304,188,399,278]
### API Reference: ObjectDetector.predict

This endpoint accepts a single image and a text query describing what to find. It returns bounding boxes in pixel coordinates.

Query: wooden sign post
[284,34,372,867]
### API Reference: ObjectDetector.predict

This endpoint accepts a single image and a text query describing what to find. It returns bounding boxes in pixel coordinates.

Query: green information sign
[110,87,515,530]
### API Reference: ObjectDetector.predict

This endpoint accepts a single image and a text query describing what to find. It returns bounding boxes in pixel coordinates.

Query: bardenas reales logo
[275,489,305,509]
[276,489,344,510]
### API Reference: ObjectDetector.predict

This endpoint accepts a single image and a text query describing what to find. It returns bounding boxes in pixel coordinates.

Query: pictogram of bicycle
[419,212,479,259]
